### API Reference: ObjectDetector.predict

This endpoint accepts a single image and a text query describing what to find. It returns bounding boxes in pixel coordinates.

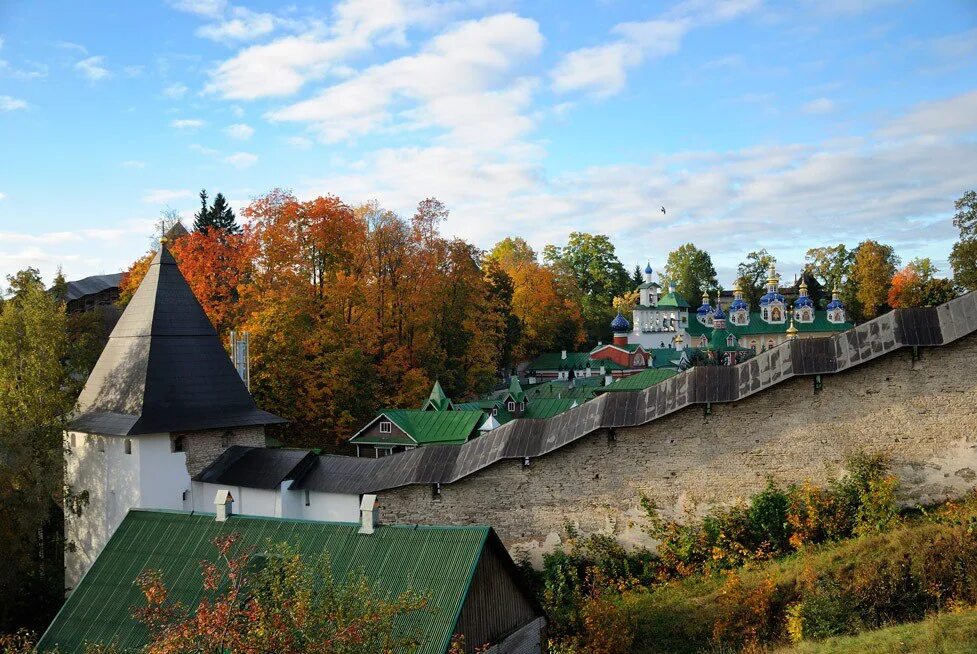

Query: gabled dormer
[502,377,527,417]
[422,380,454,411]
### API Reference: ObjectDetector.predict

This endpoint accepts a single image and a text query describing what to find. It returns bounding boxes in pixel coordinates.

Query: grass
[773,608,977,653]
[624,499,977,654]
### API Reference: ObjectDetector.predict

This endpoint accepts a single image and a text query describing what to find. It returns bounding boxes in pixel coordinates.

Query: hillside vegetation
[525,454,977,653]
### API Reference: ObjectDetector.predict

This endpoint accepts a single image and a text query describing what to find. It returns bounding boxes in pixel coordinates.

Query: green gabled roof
[637,280,661,290]
[351,409,484,446]
[521,398,577,419]
[506,377,526,403]
[528,351,591,370]
[423,380,454,411]
[657,291,691,309]
[599,368,678,392]
[39,510,492,654]
[648,347,686,369]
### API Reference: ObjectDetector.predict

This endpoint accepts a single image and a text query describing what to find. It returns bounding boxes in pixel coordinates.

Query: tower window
[69,433,77,448]
[507,401,515,411]
[304,490,311,507]
[380,420,391,434]
[171,436,185,453]
[124,439,132,455]
[220,431,232,448]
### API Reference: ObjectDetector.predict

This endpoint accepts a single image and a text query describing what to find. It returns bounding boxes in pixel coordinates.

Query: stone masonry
[379,333,977,564]
[180,425,266,477]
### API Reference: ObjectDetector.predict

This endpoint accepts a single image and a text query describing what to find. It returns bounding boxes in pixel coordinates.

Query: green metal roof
[527,351,629,371]
[636,281,660,290]
[423,381,453,411]
[505,377,526,403]
[599,368,678,392]
[656,291,691,308]
[521,398,577,419]
[39,510,493,654]
[351,410,484,446]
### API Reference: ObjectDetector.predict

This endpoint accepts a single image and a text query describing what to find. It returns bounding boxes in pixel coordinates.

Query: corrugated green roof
[636,281,660,290]
[39,510,492,654]
[351,410,484,446]
[599,368,678,392]
[521,398,577,419]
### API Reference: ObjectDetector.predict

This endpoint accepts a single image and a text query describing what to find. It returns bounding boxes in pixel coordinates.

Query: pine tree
[209,192,240,233]
[194,189,240,234]
[193,189,211,232]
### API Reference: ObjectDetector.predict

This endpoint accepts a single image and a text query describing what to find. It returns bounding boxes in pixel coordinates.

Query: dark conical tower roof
[69,244,284,436]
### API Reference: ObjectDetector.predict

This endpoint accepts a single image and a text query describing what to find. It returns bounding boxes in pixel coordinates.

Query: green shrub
[789,578,861,641]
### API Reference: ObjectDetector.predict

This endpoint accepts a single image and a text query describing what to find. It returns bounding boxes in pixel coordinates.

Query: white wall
[65,431,190,590]
[301,491,360,523]
[191,481,279,517]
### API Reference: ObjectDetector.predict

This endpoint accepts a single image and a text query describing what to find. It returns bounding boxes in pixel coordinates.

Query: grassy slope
[774,609,977,654]
[627,509,977,654]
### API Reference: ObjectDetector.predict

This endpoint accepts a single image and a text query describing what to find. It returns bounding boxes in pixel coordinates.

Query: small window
[304,490,311,507]
[220,431,232,448]
[376,447,392,458]
[507,401,515,411]
[726,335,735,347]
[518,402,524,411]
[380,421,391,434]
[124,439,132,455]
[69,433,77,448]
[492,408,498,416]
[172,436,185,453]
[98,437,105,453]
[182,490,188,502]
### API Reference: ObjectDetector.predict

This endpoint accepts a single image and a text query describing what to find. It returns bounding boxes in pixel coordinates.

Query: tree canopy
[662,243,719,301]
[193,189,240,234]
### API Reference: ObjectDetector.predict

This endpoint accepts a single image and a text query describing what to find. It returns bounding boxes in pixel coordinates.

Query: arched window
[699,336,707,347]
[726,334,735,347]
[762,308,768,320]
[767,338,775,349]
[750,339,757,352]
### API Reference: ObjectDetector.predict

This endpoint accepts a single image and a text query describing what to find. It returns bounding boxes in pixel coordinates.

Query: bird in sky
[661,206,666,215]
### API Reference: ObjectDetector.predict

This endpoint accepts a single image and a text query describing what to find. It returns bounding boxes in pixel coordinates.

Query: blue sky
[1,0,976,287]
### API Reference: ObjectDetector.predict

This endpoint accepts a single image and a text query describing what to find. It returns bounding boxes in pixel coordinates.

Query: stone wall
[180,425,265,476]
[379,333,977,564]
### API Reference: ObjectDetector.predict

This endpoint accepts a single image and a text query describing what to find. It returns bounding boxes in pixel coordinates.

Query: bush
[787,578,861,642]
[711,571,780,649]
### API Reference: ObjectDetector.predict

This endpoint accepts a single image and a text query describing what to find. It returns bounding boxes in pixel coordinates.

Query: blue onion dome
[696,292,712,315]
[644,262,653,274]
[610,311,630,333]
[730,297,749,311]
[794,295,814,309]
[712,304,726,320]
[759,291,785,306]
[826,297,844,310]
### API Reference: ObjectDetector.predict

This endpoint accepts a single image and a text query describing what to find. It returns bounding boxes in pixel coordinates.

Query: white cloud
[121,160,147,169]
[205,0,457,100]
[879,90,977,139]
[224,122,254,139]
[224,152,258,168]
[286,135,313,149]
[75,55,109,81]
[0,95,28,111]
[142,189,193,203]
[190,143,220,156]
[0,192,6,201]
[170,118,205,129]
[801,97,836,115]
[0,58,48,80]
[303,90,976,278]
[267,13,543,146]
[197,7,279,42]
[163,83,189,99]
[168,0,226,18]
[551,0,759,98]
[123,65,145,77]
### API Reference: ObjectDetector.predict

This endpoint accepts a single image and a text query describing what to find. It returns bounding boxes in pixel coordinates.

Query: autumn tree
[129,534,427,654]
[543,233,630,345]
[735,249,775,309]
[888,258,956,308]
[949,190,977,291]
[851,240,900,319]
[805,244,857,313]
[662,244,719,302]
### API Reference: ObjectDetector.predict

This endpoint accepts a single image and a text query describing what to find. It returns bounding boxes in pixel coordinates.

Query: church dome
[730,297,749,311]
[759,291,785,306]
[826,297,844,310]
[644,262,653,274]
[696,294,712,316]
[794,295,814,309]
[610,312,630,333]
[712,304,726,320]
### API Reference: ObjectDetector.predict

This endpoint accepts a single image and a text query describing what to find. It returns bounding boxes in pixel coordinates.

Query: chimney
[214,489,234,522]
[359,494,379,535]
[561,349,567,360]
